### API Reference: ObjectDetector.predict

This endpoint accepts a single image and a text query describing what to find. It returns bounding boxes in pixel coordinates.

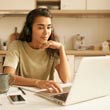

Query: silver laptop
[36,56,110,105]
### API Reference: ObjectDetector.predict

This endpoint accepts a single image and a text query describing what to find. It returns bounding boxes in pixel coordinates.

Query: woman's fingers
[40,42,50,49]
[38,80,63,93]
[49,81,63,93]
[46,82,63,93]
[40,40,62,50]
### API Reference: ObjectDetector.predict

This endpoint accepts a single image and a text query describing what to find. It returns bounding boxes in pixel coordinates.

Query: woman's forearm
[3,67,40,87]
[10,74,63,93]
[57,45,71,82]
[10,75,39,87]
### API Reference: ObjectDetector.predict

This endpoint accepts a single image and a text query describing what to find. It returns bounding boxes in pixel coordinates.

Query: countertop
[0,50,7,55]
[0,50,110,56]
[66,50,110,56]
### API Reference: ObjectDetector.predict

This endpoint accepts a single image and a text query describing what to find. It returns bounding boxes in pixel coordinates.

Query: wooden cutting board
[9,27,20,43]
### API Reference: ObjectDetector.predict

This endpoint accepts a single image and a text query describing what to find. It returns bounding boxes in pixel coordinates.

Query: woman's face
[32,16,52,44]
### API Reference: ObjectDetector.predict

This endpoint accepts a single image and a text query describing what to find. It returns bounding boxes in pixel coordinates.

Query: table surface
[0,86,110,110]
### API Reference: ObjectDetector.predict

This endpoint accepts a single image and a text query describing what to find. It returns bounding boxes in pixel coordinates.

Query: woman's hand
[35,80,63,93]
[40,40,63,50]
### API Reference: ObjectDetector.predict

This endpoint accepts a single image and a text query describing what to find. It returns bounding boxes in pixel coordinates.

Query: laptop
[36,56,110,105]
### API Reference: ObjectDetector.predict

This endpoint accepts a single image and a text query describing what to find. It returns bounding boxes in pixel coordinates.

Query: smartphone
[7,94,26,104]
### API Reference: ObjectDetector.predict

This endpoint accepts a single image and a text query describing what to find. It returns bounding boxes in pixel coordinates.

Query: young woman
[3,8,71,93]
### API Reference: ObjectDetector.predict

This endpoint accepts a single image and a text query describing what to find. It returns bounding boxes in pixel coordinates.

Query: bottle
[9,27,19,43]
[2,41,7,50]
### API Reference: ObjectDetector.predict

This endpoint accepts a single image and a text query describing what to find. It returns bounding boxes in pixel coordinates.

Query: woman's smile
[41,36,48,40]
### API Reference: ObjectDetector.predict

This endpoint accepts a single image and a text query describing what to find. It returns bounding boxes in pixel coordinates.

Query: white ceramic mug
[0,73,10,93]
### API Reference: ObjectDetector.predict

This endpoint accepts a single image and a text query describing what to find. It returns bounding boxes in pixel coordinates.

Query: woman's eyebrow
[37,24,52,26]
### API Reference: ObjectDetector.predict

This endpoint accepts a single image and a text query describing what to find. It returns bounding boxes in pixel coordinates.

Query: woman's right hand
[35,80,63,93]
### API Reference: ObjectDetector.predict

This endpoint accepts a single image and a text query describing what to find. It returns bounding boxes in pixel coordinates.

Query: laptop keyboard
[52,92,69,101]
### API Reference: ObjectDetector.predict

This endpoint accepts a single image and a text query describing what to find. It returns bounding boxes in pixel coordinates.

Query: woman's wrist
[33,79,41,88]
[58,44,64,51]
[58,44,65,54]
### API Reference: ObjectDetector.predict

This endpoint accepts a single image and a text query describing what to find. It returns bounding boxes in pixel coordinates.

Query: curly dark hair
[18,8,59,57]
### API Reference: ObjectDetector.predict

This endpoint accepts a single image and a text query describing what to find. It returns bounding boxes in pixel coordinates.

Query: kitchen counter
[0,50,110,56]
[66,50,110,56]
[0,50,7,55]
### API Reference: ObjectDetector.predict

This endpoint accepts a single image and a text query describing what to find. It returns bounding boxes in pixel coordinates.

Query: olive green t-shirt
[3,40,59,80]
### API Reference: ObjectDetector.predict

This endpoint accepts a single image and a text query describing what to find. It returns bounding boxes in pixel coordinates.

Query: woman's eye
[38,26,44,29]
[37,26,52,30]
[47,27,52,29]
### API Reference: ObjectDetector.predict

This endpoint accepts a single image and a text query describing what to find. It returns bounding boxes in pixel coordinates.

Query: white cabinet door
[74,56,82,73]
[61,0,86,10]
[66,55,75,77]
[109,0,110,9]
[0,0,36,10]
[87,0,109,10]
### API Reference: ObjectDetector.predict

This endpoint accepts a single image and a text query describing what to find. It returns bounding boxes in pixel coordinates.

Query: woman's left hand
[40,40,63,50]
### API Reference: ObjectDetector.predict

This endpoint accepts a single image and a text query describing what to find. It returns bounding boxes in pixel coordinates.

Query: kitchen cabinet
[66,50,110,73]
[36,0,110,17]
[37,0,96,11]
[61,0,86,10]
[67,55,75,79]
[0,0,109,16]
[87,0,109,10]
[109,0,110,10]
[74,56,82,73]
[37,0,60,10]
[0,0,36,14]
[0,0,36,10]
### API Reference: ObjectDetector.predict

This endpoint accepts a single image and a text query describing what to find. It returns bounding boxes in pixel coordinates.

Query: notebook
[36,56,110,105]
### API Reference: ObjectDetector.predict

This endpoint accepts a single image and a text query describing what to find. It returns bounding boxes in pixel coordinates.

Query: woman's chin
[41,40,47,44]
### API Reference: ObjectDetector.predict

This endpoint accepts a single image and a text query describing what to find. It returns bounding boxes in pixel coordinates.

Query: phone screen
[8,95,25,103]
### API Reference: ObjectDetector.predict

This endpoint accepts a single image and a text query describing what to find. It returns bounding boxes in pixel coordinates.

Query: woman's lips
[41,36,48,40]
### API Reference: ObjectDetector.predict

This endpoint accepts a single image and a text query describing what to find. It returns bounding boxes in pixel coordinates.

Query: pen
[21,88,47,93]
[18,87,26,95]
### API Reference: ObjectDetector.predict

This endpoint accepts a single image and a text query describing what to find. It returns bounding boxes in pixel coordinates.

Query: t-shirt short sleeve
[3,41,19,69]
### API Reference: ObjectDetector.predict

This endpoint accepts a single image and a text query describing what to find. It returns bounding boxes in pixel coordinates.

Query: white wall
[53,17,110,49]
[0,15,109,49]
[0,16,25,42]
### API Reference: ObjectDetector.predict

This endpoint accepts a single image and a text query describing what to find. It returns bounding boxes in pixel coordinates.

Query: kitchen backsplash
[0,16,110,50]
[53,17,110,49]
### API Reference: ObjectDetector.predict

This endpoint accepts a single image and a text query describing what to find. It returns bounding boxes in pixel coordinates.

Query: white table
[0,87,110,110]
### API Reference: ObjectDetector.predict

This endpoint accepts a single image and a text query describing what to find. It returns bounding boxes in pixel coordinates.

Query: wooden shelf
[0,50,7,55]
[37,0,60,2]
[0,10,110,17]
[0,10,30,15]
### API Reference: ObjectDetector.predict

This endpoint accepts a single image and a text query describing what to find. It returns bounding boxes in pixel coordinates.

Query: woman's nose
[43,28,48,35]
